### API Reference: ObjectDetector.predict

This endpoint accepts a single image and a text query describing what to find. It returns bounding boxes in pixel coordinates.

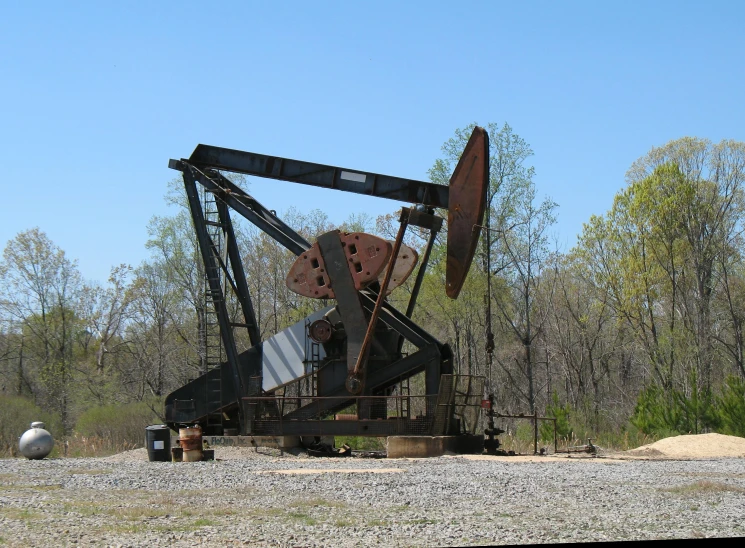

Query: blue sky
[2,1,743,283]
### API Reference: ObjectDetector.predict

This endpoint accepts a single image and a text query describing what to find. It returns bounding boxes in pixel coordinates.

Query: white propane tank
[18,421,54,460]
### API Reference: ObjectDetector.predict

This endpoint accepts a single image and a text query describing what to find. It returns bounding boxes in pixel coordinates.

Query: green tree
[547,252,620,423]
[125,260,186,397]
[145,211,206,373]
[492,178,558,414]
[578,166,688,391]
[0,228,84,433]
[578,139,745,407]
[627,138,745,391]
[541,391,572,441]
[429,123,554,414]
[716,375,745,437]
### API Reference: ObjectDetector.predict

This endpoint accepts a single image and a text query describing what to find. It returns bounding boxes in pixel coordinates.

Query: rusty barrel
[178,425,203,462]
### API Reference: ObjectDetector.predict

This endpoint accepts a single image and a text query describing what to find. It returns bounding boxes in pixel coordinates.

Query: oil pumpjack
[164,127,490,444]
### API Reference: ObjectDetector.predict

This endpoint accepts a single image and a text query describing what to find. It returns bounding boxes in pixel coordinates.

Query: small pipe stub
[345,374,363,395]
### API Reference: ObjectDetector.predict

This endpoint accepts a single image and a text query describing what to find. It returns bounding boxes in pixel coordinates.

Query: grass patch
[101,500,238,521]
[104,518,212,535]
[367,519,391,527]
[290,497,346,509]
[335,436,386,451]
[62,433,142,458]
[334,518,356,527]
[62,501,104,517]
[206,505,238,517]
[254,507,285,517]
[662,480,745,495]
[151,494,177,506]
[497,409,667,454]
[288,512,318,526]
[36,483,63,490]
[0,508,40,521]
[112,506,172,520]
[0,483,62,491]
[675,472,745,479]
[105,523,148,535]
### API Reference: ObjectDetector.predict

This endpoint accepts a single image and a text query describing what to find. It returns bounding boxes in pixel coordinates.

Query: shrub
[75,400,162,449]
[631,373,719,436]
[541,392,573,442]
[0,395,61,458]
[716,376,745,437]
[630,384,677,435]
[335,436,386,451]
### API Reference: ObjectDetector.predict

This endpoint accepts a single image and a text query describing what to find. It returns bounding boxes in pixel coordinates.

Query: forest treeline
[2,123,745,449]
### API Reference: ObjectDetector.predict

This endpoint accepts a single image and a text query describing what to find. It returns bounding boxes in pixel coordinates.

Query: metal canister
[145,424,171,462]
[178,425,203,462]
[19,421,54,460]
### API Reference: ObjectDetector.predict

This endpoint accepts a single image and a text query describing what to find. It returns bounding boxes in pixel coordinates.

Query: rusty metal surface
[286,232,392,299]
[308,319,333,343]
[243,374,485,437]
[340,232,392,290]
[285,243,331,298]
[378,241,418,295]
[168,136,475,439]
[350,209,410,393]
[178,425,203,452]
[316,231,371,376]
[446,126,489,299]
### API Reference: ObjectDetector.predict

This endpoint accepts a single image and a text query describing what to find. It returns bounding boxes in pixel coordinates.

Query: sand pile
[625,433,745,459]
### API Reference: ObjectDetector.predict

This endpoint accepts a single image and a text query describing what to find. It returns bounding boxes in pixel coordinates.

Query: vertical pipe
[553,418,558,454]
[404,226,438,319]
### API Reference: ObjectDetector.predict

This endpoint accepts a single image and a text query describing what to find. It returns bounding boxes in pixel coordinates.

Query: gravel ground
[1,448,744,546]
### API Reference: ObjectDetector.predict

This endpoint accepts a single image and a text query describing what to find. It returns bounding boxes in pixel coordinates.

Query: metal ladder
[203,187,225,433]
[304,318,322,398]
[310,341,321,397]
[399,375,411,419]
